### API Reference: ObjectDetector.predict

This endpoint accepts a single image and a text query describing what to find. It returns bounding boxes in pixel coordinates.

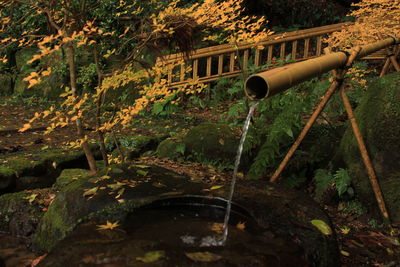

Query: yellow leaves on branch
[326,0,400,49]
[19,123,32,133]
[150,0,271,44]
[0,55,7,63]
[22,67,52,88]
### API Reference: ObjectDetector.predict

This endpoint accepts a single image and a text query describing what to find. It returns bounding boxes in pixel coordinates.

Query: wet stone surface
[40,203,307,266]
[33,165,340,267]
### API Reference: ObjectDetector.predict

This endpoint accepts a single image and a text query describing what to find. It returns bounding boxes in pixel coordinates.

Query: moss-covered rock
[0,74,13,96]
[38,178,339,267]
[0,147,99,193]
[156,137,185,160]
[0,166,16,191]
[184,123,239,166]
[15,48,38,74]
[337,73,400,222]
[54,169,90,190]
[115,135,162,160]
[0,190,44,237]
[14,73,64,99]
[33,164,197,252]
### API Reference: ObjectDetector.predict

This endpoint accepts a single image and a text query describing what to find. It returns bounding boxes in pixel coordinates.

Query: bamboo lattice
[156,22,397,87]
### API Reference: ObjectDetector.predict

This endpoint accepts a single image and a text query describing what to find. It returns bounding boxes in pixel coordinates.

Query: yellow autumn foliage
[326,0,400,49]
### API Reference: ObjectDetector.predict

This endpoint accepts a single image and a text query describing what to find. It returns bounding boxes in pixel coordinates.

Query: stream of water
[219,102,258,245]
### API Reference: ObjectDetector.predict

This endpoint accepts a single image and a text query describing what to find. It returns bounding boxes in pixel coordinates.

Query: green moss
[156,138,185,160]
[0,74,13,96]
[6,157,48,177]
[0,166,14,177]
[0,190,44,235]
[184,123,239,167]
[54,169,90,190]
[33,196,71,252]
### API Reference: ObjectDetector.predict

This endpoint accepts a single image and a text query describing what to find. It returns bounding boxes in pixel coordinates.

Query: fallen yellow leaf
[25,193,38,204]
[83,187,98,197]
[136,250,165,263]
[210,223,224,234]
[340,226,351,235]
[236,221,246,231]
[96,220,120,231]
[311,219,332,235]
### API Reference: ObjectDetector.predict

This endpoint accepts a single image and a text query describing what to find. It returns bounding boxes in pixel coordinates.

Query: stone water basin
[34,165,339,266]
[40,196,307,266]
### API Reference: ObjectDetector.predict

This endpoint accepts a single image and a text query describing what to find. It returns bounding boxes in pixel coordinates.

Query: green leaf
[175,143,185,155]
[334,168,352,196]
[340,250,350,257]
[185,252,222,262]
[311,219,332,235]
[25,193,38,204]
[209,185,223,190]
[83,187,98,197]
[136,169,148,176]
[107,182,125,190]
[136,250,165,263]
[285,127,293,138]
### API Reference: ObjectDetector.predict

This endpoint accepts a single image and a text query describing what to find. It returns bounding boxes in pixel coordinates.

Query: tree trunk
[93,47,109,167]
[65,43,98,174]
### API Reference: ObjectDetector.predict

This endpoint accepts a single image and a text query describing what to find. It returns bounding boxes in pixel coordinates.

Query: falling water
[218,102,258,245]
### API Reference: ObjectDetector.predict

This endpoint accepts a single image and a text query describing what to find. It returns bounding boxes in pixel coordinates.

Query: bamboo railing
[156,22,399,87]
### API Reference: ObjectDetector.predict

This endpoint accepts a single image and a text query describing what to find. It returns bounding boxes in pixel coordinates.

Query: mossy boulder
[15,48,38,74]
[54,169,90,190]
[156,137,185,160]
[184,123,240,167]
[0,166,16,191]
[0,190,45,237]
[337,73,400,222]
[0,74,13,96]
[0,147,99,193]
[14,73,64,99]
[33,164,201,252]
[114,135,163,160]
[38,176,339,267]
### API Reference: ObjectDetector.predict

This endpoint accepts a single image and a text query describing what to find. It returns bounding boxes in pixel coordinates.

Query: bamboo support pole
[280,43,286,58]
[218,55,224,75]
[269,80,340,182]
[380,46,400,77]
[180,63,185,81]
[292,41,297,60]
[168,69,172,84]
[243,50,249,71]
[340,86,390,222]
[268,45,273,62]
[389,54,400,72]
[206,56,212,76]
[270,47,361,182]
[230,52,236,72]
[255,49,261,66]
[193,59,199,79]
[304,38,310,58]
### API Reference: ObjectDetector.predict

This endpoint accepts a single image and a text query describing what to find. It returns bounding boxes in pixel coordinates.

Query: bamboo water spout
[244,37,399,100]
[243,37,400,222]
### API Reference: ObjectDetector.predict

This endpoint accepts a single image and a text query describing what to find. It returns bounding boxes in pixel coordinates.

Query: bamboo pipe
[245,37,399,100]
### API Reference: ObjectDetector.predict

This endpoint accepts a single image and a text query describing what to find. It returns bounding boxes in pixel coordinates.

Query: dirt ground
[0,98,399,266]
